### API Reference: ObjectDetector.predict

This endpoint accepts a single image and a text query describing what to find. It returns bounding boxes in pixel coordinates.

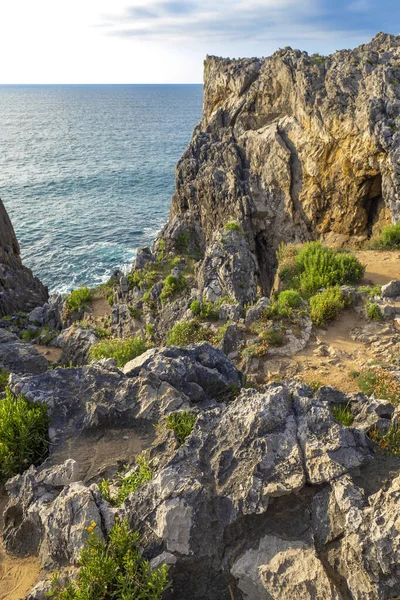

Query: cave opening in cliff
[362,174,385,238]
[254,233,278,295]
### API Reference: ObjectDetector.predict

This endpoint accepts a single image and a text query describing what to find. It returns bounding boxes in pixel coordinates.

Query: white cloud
[0,0,390,83]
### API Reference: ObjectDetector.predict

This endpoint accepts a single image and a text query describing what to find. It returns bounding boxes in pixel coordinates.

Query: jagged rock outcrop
[0,198,48,315]
[7,377,400,600]
[160,32,400,294]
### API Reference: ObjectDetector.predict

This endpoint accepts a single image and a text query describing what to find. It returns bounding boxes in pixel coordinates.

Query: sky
[0,0,399,84]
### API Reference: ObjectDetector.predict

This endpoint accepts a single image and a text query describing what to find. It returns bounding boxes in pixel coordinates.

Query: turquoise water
[0,85,203,294]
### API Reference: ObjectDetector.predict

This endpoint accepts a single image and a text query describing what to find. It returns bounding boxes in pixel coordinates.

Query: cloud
[100,0,399,49]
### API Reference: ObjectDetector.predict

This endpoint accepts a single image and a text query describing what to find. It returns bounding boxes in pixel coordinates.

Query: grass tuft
[89,337,148,367]
[165,411,197,446]
[331,404,353,426]
[99,453,152,506]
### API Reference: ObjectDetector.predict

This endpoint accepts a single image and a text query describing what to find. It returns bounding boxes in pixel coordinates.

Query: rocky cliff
[0,198,48,315]
[162,32,400,293]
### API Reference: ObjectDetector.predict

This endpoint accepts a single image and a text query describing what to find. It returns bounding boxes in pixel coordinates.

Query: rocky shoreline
[1,32,400,600]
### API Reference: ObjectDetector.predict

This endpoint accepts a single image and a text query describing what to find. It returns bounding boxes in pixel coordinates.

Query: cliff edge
[163,32,400,293]
[0,198,48,315]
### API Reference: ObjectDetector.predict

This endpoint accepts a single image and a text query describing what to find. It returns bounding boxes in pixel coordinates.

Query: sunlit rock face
[0,198,48,315]
[165,32,400,293]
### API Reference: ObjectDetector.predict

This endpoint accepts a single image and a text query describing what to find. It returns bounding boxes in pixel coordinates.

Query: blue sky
[0,0,398,83]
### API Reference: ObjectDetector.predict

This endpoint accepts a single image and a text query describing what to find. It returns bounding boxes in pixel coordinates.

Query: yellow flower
[85,520,97,533]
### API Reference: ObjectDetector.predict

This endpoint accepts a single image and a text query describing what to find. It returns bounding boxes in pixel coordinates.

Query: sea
[0,85,203,294]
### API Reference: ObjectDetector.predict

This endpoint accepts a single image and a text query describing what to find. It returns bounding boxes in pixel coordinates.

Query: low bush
[175,231,190,253]
[0,367,10,392]
[266,289,303,319]
[309,286,346,326]
[166,320,212,346]
[165,411,197,445]
[190,298,219,320]
[94,326,110,339]
[48,518,170,600]
[66,287,92,312]
[99,454,152,506]
[366,301,383,321]
[354,368,400,404]
[160,274,187,304]
[21,329,40,342]
[331,404,353,426]
[359,285,381,298]
[370,222,400,249]
[0,388,49,483]
[260,328,284,346]
[128,305,141,320]
[224,221,243,233]
[277,241,365,296]
[89,336,148,367]
[369,420,400,455]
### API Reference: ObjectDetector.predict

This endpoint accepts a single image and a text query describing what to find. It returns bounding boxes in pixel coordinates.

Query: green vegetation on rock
[89,336,148,367]
[224,221,243,233]
[331,404,354,426]
[309,286,346,326]
[353,368,400,404]
[366,301,383,321]
[160,274,187,304]
[165,411,197,446]
[48,518,170,600]
[99,454,152,506]
[66,287,93,312]
[0,388,49,483]
[166,320,212,346]
[277,241,365,297]
[0,367,10,392]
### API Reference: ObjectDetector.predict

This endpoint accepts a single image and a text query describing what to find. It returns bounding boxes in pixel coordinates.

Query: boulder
[57,324,98,366]
[381,280,400,298]
[0,329,48,375]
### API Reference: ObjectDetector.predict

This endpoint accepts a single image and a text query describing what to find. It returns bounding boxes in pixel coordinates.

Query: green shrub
[355,368,400,404]
[99,454,152,507]
[267,289,303,319]
[145,323,155,339]
[359,285,382,298]
[224,221,243,233]
[0,388,49,483]
[94,326,110,339]
[373,222,400,249]
[369,420,400,455]
[277,242,365,296]
[89,337,148,367]
[260,328,284,346]
[175,231,190,253]
[107,292,114,307]
[331,404,353,426]
[190,298,219,320]
[160,274,187,304]
[48,518,170,600]
[165,411,197,445]
[66,287,92,312]
[307,380,322,393]
[310,286,346,326]
[366,301,383,321]
[128,305,141,320]
[0,367,10,392]
[21,329,40,342]
[166,320,212,346]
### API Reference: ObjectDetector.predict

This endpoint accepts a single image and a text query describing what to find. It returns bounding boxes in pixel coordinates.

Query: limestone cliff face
[0,199,48,316]
[165,32,400,293]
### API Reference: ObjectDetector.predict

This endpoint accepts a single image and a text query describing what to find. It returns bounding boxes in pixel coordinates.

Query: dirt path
[91,297,112,319]
[355,250,400,285]
[0,549,40,600]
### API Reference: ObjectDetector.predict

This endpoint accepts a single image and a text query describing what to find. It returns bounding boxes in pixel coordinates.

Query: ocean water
[0,85,203,294]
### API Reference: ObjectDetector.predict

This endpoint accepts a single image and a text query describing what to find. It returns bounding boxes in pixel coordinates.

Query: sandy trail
[0,550,40,600]
[355,250,400,285]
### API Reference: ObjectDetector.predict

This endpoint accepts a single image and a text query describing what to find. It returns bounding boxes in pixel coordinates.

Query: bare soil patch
[355,250,400,285]
[35,345,62,364]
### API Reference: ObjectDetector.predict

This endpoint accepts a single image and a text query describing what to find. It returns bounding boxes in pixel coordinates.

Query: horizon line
[0,82,204,86]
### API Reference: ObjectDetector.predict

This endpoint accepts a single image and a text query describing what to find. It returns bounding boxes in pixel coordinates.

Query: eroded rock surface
[0,198,48,316]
